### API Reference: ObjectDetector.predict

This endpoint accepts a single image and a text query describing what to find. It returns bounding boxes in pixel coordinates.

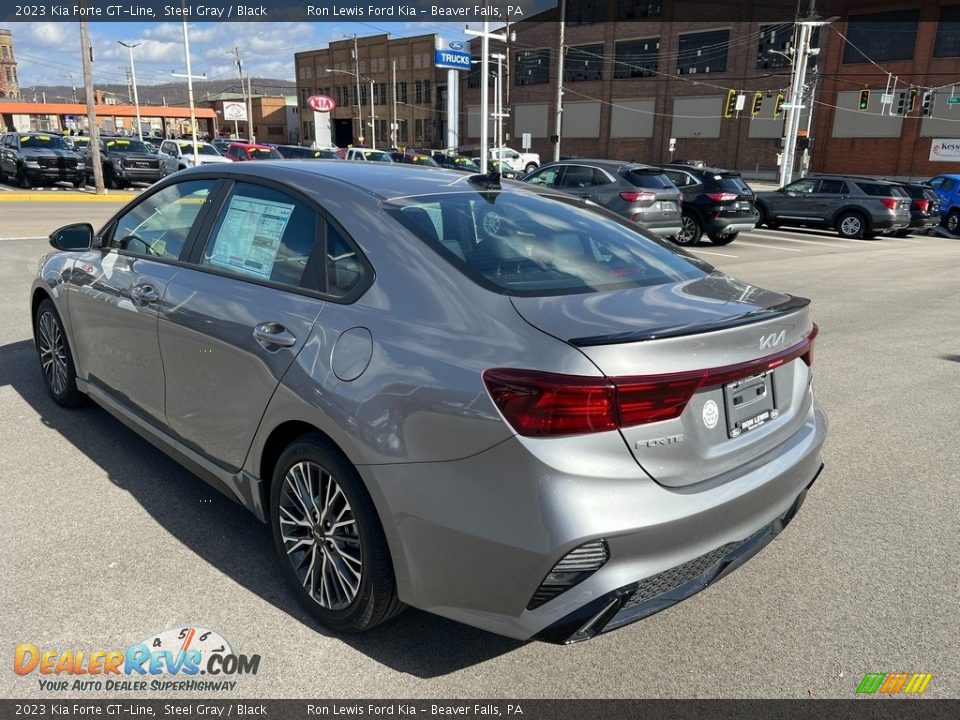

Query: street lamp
[117,40,143,141]
[326,68,376,148]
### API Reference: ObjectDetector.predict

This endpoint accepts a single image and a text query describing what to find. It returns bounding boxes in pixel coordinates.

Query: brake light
[619,190,657,202]
[706,192,738,202]
[483,325,818,436]
[880,197,898,210]
[913,199,930,213]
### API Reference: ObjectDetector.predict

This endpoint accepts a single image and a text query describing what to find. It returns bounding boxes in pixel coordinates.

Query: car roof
[659,163,739,176]
[538,158,659,172]
[227,142,273,149]
[173,161,534,202]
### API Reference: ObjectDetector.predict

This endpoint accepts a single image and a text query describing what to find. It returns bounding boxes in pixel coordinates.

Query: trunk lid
[510,273,815,487]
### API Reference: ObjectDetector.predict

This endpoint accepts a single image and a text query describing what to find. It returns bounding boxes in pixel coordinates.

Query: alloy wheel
[278,460,362,610]
[676,216,698,245]
[37,311,68,397]
[840,216,862,237]
[948,212,960,233]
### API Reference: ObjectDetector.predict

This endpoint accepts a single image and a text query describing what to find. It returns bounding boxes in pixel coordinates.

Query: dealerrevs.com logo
[13,626,261,693]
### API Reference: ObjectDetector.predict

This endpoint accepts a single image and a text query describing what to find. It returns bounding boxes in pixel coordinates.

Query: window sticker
[208,196,295,280]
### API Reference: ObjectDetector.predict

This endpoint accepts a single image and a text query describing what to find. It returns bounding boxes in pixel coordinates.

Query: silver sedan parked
[31,162,827,643]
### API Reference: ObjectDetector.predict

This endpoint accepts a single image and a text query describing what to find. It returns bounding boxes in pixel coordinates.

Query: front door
[65,178,218,426]
[158,180,326,470]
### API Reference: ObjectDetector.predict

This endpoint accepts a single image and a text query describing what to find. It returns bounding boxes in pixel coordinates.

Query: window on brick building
[617,0,662,19]
[568,0,603,25]
[677,29,730,75]
[515,48,551,86]
[565,44,604,82]
[843,10,919,63]
[935,5,960,58]
[614,38,660,79]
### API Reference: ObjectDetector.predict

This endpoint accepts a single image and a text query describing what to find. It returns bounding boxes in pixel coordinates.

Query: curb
[0,192,137,202]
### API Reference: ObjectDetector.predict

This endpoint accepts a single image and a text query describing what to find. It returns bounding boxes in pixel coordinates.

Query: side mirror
[49,223,94,252]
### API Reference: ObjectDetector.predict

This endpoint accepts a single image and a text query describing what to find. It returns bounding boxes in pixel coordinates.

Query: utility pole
[553,0,566,162]
[491,53,507,153]
[352,35,363,144]
[118,41,143,140]
[230,47,254,143]
[369,78,376,148]
[465,23,509,173]
[79,12,104,194]
[801,74,818,177]
[392,58,397,148]
[62,72,78,103]
[172,18,203,166]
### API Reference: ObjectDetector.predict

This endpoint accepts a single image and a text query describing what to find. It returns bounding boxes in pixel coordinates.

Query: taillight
[913,199,929,213]
[706,192,738,202]
[880,197,898,210]
[483,324,818,437]
[620,190,657,202]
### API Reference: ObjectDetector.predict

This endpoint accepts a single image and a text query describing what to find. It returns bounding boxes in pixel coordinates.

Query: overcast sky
[10,21,478,92]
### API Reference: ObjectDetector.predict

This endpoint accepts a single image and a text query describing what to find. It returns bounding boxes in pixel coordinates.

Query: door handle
[253,322,297,349]
[131,283,160,305]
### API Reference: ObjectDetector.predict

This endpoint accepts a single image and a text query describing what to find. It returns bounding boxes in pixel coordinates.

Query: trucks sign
[435,49,472,71]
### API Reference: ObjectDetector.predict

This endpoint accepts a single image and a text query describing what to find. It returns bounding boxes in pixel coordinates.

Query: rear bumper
[706,213,759,236]
[359,399,827,641]
[871,215,911,231]
[642,220,683,238]
[908,214,941,229]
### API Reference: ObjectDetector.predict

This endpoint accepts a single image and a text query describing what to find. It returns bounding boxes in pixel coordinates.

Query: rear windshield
[856,182,907,197]
[625,169,675,190]
[709,175,751,193]
[384,191,706,297]
[21,135,66,149]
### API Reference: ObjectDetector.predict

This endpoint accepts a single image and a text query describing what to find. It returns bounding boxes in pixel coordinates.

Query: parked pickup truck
[489,146,540,173]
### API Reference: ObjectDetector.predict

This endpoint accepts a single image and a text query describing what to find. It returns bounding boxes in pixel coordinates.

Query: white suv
[159,140,232,169]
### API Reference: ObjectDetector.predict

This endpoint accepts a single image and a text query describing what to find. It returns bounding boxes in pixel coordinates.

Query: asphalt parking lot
[1,198,958,699]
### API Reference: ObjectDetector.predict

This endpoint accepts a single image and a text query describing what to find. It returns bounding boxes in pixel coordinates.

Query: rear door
[812,178,849,221]
[158,180,326,470]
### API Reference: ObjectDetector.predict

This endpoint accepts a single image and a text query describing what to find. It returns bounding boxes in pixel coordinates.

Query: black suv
[657,164,759,245]
[884,180,941,237]
[0,132,85,188]
[84,136,168,189]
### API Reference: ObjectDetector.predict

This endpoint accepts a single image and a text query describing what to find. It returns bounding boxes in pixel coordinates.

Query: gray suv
[756,175,911,239]
[521,160,682,239]
[31,162,826,643]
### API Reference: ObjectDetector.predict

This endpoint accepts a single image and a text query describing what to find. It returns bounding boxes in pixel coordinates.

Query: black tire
[73,177,85,188]
[17,165,33,189]
[0,163,6,184]
[945,209,960,234]
[674,212,703,246]
[105,171,120,190]
[34,299,86,408]
[757,204,779,229]
[708,231,738,245]
[270,435,404,634]
[836,211,868,239]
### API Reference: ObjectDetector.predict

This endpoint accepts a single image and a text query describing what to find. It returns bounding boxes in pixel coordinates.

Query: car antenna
[467,168,501,190]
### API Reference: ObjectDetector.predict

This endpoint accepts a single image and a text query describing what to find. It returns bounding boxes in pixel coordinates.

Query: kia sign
[223,101,247,122]
[308,95,336,112]
[930,138,960,162]
[435,49,472,71]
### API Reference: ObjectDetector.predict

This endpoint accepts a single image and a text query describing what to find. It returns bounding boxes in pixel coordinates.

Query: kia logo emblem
[307,95,336,112]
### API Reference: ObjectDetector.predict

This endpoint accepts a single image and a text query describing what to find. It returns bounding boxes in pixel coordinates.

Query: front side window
[785,179,817,194]
[109,180,214,260]
[201,182,317,287]
[385,190,705,297]
[525,167,561,187]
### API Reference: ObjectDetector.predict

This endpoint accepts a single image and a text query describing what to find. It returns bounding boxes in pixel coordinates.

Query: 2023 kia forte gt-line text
[31,162,827,644]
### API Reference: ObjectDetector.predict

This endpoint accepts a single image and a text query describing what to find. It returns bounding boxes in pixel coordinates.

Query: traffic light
[921,91,933,115]
[909,88,918,112]
[774,93,785,118]
[897,91,907,115]
[751,92,763,117]
[724,88,738,118]
[858,89,870,111]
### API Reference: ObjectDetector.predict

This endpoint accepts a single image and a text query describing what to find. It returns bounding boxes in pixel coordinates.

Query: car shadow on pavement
[0,339,522,678]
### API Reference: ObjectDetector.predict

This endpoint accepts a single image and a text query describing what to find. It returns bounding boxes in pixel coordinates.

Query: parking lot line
[0,236,46,241]
[735,240,802,252]
[747,232,847,248]
[691,248,738,258]
[832,236,890,245]
[884,236,924,244]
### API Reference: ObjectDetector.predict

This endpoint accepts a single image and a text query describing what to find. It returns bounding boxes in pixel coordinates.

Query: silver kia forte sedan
[30,162,826,643]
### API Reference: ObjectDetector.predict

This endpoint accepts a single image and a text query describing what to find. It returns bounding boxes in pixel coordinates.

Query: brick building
[812,2,960,178]
[204,92,296,144]
[294,33,446,149]
[459,0,960,179]
[0,29,19,99]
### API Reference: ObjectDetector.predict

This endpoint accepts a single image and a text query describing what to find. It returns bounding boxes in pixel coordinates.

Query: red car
[224,143,283,162]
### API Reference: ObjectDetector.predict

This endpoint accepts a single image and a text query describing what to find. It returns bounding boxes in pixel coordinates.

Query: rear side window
[625,170,675,189]
[326,222,367,299]
[712,175,751,193]
[385,191,706,297]
[201,182,317,288]
[816,180,847,194]
[856,182,906,197]
[557,165,595,188]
